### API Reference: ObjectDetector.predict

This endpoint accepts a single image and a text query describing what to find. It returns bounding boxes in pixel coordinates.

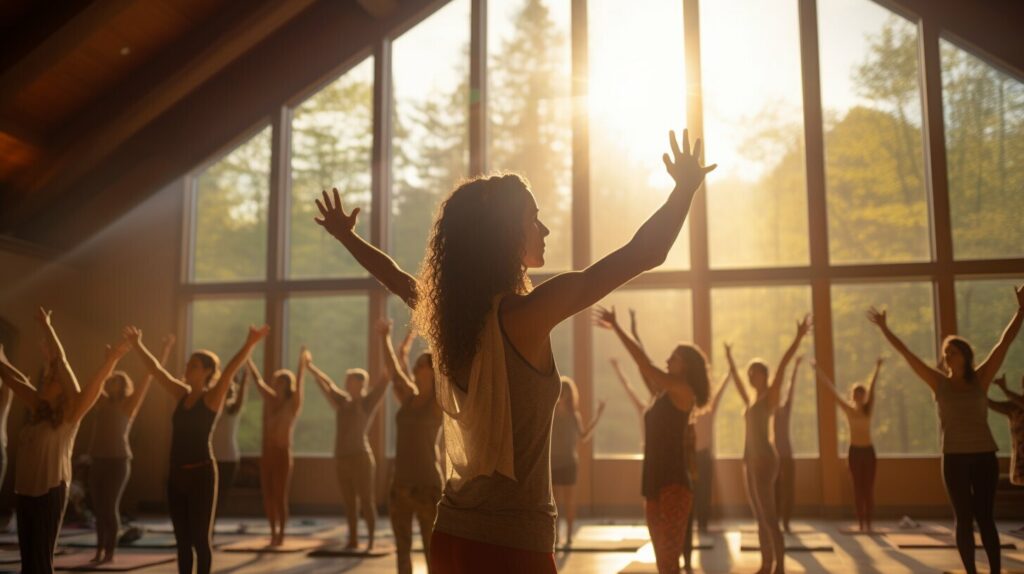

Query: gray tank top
[90,399,131,459]
[744,396,775,460]
[934,378,997,454]
[393,399,443,489]
[550,409,579,469]
[434,322,562,553]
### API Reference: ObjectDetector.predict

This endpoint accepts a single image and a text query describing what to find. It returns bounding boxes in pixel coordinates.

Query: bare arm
[994,375,1024,408]
[867,307,944,392]
[0,344,40,410]
[363,373,389,413]
[226,368,249,415]
[37,308,79,395]
[124,326,189,399]
[781,356,803,411]
[69,337,132,424]
[864,358,883,414]
[724,343,750,407]
[578,400,606,443]
[205,325,270,413]
[306,359,348,407]
[710,371,730,413]
[247,358,277,401]
[396,326,416,381]
[974,285,1024,389]
[629,309,645,352]
[509,131,715,335]
[122,334,175,419]
[294,347,308,414]
[989,399,1015,416]
[377,319,417,404]
[610,358,648,416]
[813,362,856,415]
[315,188,419,308]
[770,315,812,408]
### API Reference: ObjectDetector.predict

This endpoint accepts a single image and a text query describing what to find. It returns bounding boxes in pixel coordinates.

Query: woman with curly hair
[315,129,714,572]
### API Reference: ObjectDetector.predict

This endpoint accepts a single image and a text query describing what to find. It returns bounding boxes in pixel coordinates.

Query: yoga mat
[308,543,395,558]
[144,520,333,536]
[64,534,177,549]
[143,521,240,535]
[562,525,649,552]
[54,552,176,571]
[886,532,1014,550]
[219,537,325,553]
[739,524,814,534]
[0,529,89,545]
[838,524,950,535]
[740,531,833,552]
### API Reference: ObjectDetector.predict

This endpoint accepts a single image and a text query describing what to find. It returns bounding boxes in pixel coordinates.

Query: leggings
[646,484,693,574]
[389,484,440,574]
[942,452,1000,574]
[335,451,376,540]
[91,458,131,555]
[215,460,238,519]
[744,454,783,573]
[428,530,556,573]
[16,483,67,574]
[693,449,714,532]
[848,445,876,529]
[775,455,795,532]
[168,463,218,574]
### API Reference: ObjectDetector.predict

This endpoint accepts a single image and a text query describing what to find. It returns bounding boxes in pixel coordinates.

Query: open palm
[663,129,717,196]
[315,188,360,240]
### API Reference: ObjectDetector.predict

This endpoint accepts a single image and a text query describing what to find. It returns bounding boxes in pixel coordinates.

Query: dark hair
[677,344,710,407]
[747,359,769,380]
[417,351,434,371]
[273,369,296,398]
[191,350,220,387]
[414,173,534,379]
[106,370,134,398]
[943,335,976,382]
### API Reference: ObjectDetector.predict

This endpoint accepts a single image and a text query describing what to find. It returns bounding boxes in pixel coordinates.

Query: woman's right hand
[123,326,143,347]
[314,188,360,240]
[866,306,887,330]
[247,325,271,346]
[593,306,618,330]
[663,129,717,196]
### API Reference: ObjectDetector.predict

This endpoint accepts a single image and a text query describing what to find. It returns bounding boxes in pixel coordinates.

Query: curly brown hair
[413,173,534,379]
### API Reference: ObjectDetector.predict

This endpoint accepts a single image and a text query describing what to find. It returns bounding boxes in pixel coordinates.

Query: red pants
[645,484,693,574]
[428,530,557,573]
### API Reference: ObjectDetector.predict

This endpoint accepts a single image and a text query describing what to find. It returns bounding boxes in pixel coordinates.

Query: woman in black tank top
[125,324,269,574]
[596,306,709,574]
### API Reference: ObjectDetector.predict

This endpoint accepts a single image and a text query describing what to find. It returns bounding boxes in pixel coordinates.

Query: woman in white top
[0,309,130,573]
[814,358,881,532]
[210,368,248,519]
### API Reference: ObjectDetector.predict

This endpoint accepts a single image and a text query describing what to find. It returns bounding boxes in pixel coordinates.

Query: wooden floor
[20,518,1024,573]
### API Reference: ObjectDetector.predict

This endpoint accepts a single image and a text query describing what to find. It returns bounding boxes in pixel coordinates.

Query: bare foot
[366,537,374,551]
[344,538,358,550]
[100,555,115,565]
[89,553,103,563]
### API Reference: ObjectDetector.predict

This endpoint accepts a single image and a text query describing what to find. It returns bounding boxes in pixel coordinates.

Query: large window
[182,0,1023,469]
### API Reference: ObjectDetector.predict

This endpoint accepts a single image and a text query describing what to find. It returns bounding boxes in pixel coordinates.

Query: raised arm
[205,325,270,413]
[294,347,308,413]
[813,361,856,415]
[247,358,276,401]
[226,367,249,415]
[780,355,802,412]
[867,307,944,392]
[396,326,416,381]
[770,315,812,407]
[610,357,648,416]
[122,334,175,419]
[37,308,79,395]
[0,344,40,410]
[377,319,417,404]
[363,372,390,414]
[994,375,1024,408]
[974,285,1024,388]
[69,336,132,424]
[315,189,418,308]
[724,343,750,407]
[864,357,883,414]
[595,307,693,405]
[710,371,730,413]
[125,326,189,399]
[511,130,715,334]
[578,400,606,443]
[629,309,645,352]
[306,357,348,408]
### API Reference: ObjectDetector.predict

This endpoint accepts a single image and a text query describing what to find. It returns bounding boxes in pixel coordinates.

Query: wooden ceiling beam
[4,0,316,231]
[0,0,136,107]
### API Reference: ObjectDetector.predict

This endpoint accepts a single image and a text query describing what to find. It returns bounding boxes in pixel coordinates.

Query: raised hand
[376,318,393,336]
[161,333,176,350]
[994,374,1007,390]
[596,399,607,416]
[662,129,717,196]
[1015,284,1024,309]
[36,307,53,325]
[723,342,734,359]
[866,307,888,330]
[247,325,271,346]
[609,357,620,368]
[107,337,132,361]
[593,306,618,330]
[876,357,885,367]
[314,188,361,240]
[123,326,143,347]
[300,346,312,365]
[796,314,813,338]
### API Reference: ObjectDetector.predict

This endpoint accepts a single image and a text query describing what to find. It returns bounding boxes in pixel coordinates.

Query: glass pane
[818,0,931,264]
[284,294,369,455]
[711,286,816,457]
[192,127,271,282]
[592,289,692,457]
[942,41,1024,260]
[702,0,809,268]
[831,282,937,455]
[588,0,689,269]
[189,297,265,454]
[391,0,471,274]
[956,278,1024,454]
[487,0,573,270]
[289,57,374,278]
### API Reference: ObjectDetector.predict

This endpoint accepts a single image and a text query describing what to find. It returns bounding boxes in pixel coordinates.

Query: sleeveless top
[642,393,691,498]
[393,398,443,489]
[334,386,385,457]
[933,379,997,454]
[16,419,79,496]
[773,402,793,458]
[211,410,240,462]
[170,398,218,467]
[550,408,580,470]
[744,396,775,460]
[90,399,132,459]
[846,407,872,447]
[434,319,562,553]
[263,399,297,451]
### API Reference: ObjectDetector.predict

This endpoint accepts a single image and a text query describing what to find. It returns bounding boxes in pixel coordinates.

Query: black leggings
[16,483,67,574]
[168,463,218,574]
[693,448,713,531]
[215,460,238,519]
[941,452,999,574]
[91,458,131,555]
